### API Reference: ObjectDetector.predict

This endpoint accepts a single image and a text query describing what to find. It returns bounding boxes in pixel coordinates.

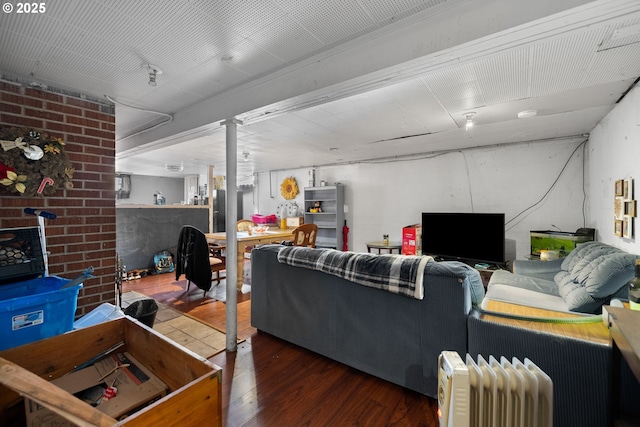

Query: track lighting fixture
[517,109,537,119]
[145,64,163,87]
[463,112,476,130]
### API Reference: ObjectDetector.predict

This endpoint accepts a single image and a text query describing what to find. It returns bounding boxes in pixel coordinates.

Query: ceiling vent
[165,162,184,172]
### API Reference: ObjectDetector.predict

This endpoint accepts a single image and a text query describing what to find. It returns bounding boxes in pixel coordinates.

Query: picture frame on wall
[616,179,624,196]
[626,200,637,217]
[623,217,632,239]
[615,219,623,237]
[615,196,624,219]
[624,178,634,200]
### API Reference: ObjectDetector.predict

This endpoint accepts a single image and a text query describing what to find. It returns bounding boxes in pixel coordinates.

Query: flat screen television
[421,212,506,266]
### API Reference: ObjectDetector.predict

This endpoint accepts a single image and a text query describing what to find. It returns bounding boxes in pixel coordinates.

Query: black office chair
[175,225,225,297]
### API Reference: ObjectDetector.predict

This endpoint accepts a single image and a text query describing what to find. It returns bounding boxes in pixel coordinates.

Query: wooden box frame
[0,317,222,427]
[623,217,633,239]
[624,178,633,200]
[615,219,623,237]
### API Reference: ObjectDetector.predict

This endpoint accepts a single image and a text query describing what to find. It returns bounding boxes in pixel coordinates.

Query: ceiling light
[517,109,537,119]
[145,64,163,86]
[242,152,250,161]
[611,23,640,41]
[463,112,476,130]
[165,162,183,172]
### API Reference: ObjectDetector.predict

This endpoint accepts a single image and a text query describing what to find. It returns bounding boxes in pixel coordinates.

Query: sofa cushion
[484,270,569,312]
[555,277,609,313]
[489,269,560,295]
[426,261,485,305]
[555,241,637,312]
[559,240,593,272]
[578,252,637,297]
[482,283,570,312]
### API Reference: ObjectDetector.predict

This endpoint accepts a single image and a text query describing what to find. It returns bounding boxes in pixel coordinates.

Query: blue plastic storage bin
[0,276,82,351]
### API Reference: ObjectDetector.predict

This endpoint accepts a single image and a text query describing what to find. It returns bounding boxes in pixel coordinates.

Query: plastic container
[0,276,82,351]
[251,214,277,224]
[74,302,125,329]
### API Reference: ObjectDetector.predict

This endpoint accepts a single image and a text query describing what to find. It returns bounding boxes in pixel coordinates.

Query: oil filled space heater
[438,351,553,427]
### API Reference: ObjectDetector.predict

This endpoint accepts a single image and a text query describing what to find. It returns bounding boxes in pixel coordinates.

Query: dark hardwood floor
[123,270,438,427]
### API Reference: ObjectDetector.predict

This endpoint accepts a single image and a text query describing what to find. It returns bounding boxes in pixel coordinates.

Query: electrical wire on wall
[459,150,475,212]
[581,142,588,227]
[104,95,173,142]
[505,138,588,232]
[255,135,589,226]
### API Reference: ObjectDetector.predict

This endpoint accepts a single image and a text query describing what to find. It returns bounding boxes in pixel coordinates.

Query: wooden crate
[0,317,222,427]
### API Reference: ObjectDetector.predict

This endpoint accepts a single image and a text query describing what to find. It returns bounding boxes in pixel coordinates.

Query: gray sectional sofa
[250,244,484,398]
[469,240,639,427]
[482,241,637,314]
[251,242,640,427]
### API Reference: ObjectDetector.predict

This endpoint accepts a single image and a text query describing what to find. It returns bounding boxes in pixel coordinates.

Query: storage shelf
[304,185,344,250]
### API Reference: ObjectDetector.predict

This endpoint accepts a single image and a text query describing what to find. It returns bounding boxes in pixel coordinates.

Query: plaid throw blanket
[277,246,432,299]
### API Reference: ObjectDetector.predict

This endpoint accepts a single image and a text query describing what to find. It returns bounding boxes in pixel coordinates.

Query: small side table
[366,241,402,254]
[607,306,640,424]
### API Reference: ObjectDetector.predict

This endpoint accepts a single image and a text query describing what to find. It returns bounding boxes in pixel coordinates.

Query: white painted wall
[587,84,640,253]
[254,137,588,259]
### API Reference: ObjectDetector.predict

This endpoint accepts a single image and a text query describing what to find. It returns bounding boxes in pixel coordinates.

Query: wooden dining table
[206,229,294,290]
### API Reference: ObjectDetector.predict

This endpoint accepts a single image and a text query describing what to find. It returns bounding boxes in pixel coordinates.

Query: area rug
[122,291,228,359]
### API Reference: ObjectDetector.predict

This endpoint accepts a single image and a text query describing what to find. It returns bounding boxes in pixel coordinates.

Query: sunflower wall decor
[0,127,75,196]
[280,177,299,200]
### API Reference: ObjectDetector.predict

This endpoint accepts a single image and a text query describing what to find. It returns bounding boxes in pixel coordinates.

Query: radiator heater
[438,351,553,427]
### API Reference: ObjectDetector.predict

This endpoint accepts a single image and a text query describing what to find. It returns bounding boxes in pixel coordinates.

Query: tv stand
[426,255,506,288]
[425,238,516,269]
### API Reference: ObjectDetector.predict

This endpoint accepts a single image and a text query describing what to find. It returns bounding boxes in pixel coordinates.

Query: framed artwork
[624,178,634,200]
[614,196,624,219]
[615,177,636,238]
[614,219,623,237]
[623,217,633,239]
[626,200,637,217]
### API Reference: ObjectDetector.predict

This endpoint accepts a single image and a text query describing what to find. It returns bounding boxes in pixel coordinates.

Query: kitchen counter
[116,206,209,270]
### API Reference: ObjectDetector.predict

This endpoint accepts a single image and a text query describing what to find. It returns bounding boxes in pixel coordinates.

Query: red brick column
[0,78,116,316]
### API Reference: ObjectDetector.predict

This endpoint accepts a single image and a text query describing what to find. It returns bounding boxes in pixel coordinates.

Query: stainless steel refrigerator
[211,190,243,232]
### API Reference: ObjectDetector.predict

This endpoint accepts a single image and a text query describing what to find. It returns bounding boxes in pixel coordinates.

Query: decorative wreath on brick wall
[0,127,75,196]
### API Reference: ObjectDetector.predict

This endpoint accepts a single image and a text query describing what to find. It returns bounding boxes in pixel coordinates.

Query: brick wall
[0,78,116,316]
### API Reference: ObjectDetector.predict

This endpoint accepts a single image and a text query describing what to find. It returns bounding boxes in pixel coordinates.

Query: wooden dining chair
[208,242,226,285]
[176,225,226,298]
[291,223,318,248]
[236,219,256,232]
[237,219,257,256]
